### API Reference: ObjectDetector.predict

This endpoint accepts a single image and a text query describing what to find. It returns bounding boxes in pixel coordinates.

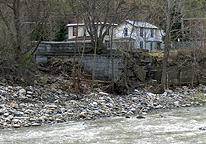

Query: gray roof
[125,20,158,29]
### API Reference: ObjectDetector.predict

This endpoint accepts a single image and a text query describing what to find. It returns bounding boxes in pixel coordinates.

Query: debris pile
[46,57,91,79]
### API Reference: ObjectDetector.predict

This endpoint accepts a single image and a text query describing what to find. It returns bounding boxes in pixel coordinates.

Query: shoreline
[0,84,205,129]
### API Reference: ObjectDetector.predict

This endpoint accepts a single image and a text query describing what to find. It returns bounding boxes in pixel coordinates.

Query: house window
[105,29,109,35]
[157,42,161,50]
[140,41,143,49]
[151,29,154,38]
[91,27,95,35]
[140,28,143,37]
[73,26,78,36]
[124,28,128,37]
[150,42,153,51]
[144,31,147,38]
[83,28,87,36]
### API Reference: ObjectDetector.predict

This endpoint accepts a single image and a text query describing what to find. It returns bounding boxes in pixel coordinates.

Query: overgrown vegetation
[0,49,37,86]
[1,0,206,93]
[191,94,206,103]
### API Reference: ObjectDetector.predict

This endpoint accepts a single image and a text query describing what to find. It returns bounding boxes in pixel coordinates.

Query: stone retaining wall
[35,41,206,85]
[154,65,206,85]
[35,41,123,81]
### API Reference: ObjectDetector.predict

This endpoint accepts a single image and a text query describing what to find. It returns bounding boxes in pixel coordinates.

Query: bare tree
[160,0,173,92]
[144,0,206,91]
[69,0,126,53]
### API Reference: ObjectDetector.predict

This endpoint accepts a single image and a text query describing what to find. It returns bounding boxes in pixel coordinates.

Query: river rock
[56,118,64,123]
[48,117,54,121]
[18,88,26,96]
[155,105,163,109]
[26,91,33,95]
[99,92,109,96]
[56,114,62,118]
[131,97,138,102]
[142,112,148,115]
[146,92,155,97]
[7,124,12,128]
[185,104,191,107]
[157,114,164,118]
[4,113,9,117]
[19,103,27,108]
[7,115,14,120]
[29,118,37,122]
[174,101,180,107]
[3,122,7,126]
[67,112,74,116]
[13,124,21,128]
[0,82,205,129]
[60,108,66,113]
[0,109,6,115]
[195,101,200,105]
[39,116,48,122]
[32,123,41,126]
[92,102,98,106]
[10,103,19,109]
[29,104,34,107]
[25,109,35,115]
[127,111,133,115]
[24,124,30,127]
[11,110,24,116]
[12,119,19,124]
[51,87,56,93]
[79,112,87,118]
[45,104,58,109]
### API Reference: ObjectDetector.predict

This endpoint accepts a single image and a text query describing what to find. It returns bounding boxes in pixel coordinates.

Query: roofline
[123,20,158,29]
[67,22,118,27]
[66,23,85,27]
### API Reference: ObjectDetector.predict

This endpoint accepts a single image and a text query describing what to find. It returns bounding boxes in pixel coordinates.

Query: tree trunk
[13,0,21,54]
[160,0,172,92]
[91,35,97,92]
[110,26,114,93]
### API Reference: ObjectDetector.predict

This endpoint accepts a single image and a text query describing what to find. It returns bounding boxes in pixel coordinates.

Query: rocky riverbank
[0,84,206,129]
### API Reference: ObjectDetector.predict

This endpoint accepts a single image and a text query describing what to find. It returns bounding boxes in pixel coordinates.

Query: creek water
[0,106,206,144]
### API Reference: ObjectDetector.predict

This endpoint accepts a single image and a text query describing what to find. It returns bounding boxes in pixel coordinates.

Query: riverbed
[1,106,206,144]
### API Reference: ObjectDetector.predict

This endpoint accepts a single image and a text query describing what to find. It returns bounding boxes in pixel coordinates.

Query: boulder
[13,124,21,128]
[32,123,41,126]
[10,103,19,109]
[45,104,58,109]
[131,97,138,102]
[79,112,87,118]
[174,101,180,107]
[18,88,26,96]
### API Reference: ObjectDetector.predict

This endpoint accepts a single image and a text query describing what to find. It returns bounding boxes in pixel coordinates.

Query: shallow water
[1,106,206,144]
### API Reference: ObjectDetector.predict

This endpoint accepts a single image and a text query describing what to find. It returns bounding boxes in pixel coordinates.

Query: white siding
[114,21,164,51]
[67,24,111,42]
[68,26,88,39]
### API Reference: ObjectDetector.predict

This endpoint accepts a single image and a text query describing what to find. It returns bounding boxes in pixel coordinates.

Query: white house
[66,22,117,42]
[113,20,164,51]
[66,23,88,41]
[66,20,164,51]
